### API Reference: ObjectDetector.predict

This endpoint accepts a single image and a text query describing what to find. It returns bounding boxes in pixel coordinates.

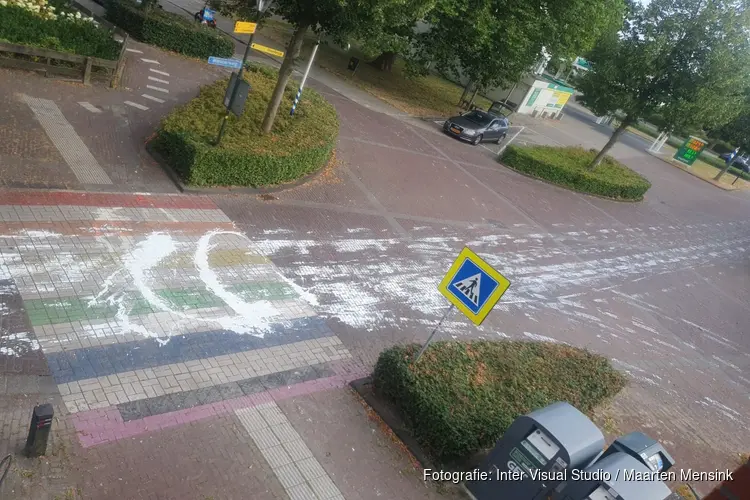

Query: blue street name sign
[208,56,242,69]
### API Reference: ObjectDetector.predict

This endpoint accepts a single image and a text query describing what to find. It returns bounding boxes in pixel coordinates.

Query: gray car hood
[447,116,486,130]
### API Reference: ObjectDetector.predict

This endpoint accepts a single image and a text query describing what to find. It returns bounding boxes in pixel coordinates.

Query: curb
[144,140,331,196]
[349,376,436,472]
[645,150,746,192]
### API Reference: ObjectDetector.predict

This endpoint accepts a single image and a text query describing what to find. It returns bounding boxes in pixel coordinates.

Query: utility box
[553,452,672,500]
[600,431,674,473]
[25,403,54,457]
[465,401,605,500]
[223,72,251,117]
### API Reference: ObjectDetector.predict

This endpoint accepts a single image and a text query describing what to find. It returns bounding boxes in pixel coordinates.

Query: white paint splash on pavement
[195,231,280,335]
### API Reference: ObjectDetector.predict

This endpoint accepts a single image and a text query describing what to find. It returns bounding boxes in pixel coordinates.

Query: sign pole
[413,305,455,363]
[290,39,319,116]
[215,16,257,146]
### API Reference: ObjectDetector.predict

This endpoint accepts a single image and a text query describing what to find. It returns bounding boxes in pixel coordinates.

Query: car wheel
[472,134,483,145]
[495,132,507,144]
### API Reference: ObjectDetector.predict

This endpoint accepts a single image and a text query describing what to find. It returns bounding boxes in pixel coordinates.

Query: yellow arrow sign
[251,43,284,58]
[234,21,256,34]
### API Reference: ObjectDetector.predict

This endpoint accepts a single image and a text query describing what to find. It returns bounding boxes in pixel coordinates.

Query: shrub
[709,140,735,156]
[105,0,232,59]
[151,63,339,187]
[0,4,120,59]
[373,341,627,464]
[501,145,651,200]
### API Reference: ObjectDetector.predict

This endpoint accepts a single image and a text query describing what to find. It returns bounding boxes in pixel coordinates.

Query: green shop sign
[674,136,708,166]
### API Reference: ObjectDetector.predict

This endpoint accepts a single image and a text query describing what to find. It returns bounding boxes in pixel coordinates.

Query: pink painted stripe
[0,190,219,210]
[71,365,369,448]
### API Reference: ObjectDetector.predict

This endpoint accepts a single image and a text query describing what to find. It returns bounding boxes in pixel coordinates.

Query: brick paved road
[211,97,750,495]
[1,22,749,497]
[0,190,455,500]
[0,36,229,192]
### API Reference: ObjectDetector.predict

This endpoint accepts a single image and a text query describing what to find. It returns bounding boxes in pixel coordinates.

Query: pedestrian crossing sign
[438,247,511,326]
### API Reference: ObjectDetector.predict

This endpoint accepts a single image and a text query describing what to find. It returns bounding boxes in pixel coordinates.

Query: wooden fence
[0,34,129,87]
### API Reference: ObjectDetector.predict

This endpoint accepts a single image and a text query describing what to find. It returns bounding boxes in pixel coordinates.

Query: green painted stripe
[24,282,298,326]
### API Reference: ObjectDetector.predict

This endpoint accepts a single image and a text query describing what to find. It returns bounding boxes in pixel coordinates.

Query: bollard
[24,404,54,457]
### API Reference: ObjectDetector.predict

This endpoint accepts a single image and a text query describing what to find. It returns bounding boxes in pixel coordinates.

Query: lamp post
[215,0,270,145]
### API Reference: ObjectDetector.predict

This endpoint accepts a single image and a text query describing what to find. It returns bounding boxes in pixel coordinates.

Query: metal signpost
[673,135,708,166]
[214,0,270,146]
[347,57,360,77]
[414,247,511,362]
[290,39,319,116]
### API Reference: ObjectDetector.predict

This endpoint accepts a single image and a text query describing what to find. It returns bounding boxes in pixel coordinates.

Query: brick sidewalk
[0,190,454,499]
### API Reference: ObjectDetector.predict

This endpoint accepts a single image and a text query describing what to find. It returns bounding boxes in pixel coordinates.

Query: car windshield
[462,110,493,126]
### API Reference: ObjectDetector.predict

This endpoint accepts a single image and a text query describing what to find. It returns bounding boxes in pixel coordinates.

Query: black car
[719,152,750,173]
[443,110,509,145]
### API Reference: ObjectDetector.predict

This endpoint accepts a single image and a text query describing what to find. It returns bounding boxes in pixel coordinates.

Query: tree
[214,0,366,134]
[410,0,625,96]
[355,0,437,72]
[577,0,750,169]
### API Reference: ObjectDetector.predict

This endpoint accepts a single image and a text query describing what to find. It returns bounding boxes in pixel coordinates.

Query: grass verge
[501,145,651,200]
[373,341,627,464]
[259,20,492,117]
[151,63,339,187]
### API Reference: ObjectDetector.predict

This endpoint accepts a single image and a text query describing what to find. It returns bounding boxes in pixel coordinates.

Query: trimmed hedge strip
[151,130,334,187]
[105,1,232,59]
[150,66,339,188]
[501,145,651,200]
[373,341,627,464]
[0,5,120,59]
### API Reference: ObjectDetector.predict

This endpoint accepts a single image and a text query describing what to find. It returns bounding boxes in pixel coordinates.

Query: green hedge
[373,341,627,464]
[501,145,651,200]
[151,64,339,187]
[105,1,232,59]
[0,5,120,59]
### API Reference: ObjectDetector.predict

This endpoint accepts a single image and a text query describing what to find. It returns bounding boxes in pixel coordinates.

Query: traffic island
[353,340,628,471]
[149,63,339,190]
[500,145,651,201]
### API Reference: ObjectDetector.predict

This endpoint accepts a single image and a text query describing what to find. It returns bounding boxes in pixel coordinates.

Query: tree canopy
[577,0,750,167]
[410,0,625,91]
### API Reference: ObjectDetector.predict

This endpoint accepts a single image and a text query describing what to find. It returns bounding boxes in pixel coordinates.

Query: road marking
[125,48,143,54]
[141,94,165,104]
[146,85,169,94]
[140,58,160,64]
[21,95,112,185]
[236,403,345,500]
[78,102,102,114]
[124,101,149,110]
[498,126,525,155]
[147,76,170,84]
[149,68,170,76]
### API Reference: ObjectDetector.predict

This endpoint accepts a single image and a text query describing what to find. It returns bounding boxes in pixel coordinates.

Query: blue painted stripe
[46,316,333,384]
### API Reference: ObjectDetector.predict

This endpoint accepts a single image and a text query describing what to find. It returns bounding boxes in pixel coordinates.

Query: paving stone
[282,439,313,462]
[296,457,327,481]
[262,444,293,468]
[274,463,306,489]
[287,483,318,500]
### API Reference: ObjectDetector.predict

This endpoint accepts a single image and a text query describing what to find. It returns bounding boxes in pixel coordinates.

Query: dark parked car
[443,110,509,145]
[719,152,750,173]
